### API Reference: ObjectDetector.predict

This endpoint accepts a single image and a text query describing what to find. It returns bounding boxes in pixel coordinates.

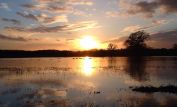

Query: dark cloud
[159,0,177,13]
[148,30,177,48]
[1,18,21,25]
[0,33,39,42]
[128,1,158,17]
[16,12,38,21]
[151,29,177,41]
[120,0,177,17]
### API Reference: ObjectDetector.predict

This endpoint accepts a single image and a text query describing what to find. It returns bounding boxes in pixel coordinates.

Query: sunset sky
[0,0,177,50]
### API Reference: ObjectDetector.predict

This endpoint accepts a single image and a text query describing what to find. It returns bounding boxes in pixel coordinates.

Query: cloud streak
[121,19,168,33]
[1,18,21,25]
[0,33,39,42]
[36,0,93,6]
[22,0,93,14]
[5,21,99,33]
[17,12,68,24]
[22,4,73,13]
[0,3,9,10]
[16,12,38,21]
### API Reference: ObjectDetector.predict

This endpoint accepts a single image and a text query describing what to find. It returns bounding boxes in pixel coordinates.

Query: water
[0,57,177,107]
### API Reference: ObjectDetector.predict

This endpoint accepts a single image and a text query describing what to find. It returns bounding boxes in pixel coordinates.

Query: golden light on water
[82,57,94,76]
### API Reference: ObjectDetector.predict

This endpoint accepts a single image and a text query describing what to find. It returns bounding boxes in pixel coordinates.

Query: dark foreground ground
[0,49,177,58]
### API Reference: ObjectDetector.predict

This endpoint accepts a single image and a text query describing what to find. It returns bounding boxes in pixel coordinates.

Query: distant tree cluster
[107,43,117,50]
[107,30,150,51]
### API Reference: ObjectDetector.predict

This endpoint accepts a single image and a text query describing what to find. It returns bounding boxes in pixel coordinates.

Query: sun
[80,36,98,50]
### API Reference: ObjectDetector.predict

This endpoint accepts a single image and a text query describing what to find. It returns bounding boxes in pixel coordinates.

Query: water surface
[0,57,177,107]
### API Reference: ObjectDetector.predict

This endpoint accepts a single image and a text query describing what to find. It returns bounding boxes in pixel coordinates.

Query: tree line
[0,31,177,58]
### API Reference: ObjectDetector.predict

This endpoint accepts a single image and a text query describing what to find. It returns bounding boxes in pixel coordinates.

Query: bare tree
[107,43,117,50]
[124,31,150,49]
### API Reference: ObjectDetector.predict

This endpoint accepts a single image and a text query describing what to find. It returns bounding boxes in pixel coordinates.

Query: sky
[0,0,177,50]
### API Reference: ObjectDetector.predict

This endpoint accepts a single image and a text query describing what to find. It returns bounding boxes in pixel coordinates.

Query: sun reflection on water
[82,57,94,76]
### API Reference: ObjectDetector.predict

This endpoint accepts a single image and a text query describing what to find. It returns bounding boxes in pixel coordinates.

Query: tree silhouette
[173,43,177,50]
[107,43,117,50]
[124,31,150,50]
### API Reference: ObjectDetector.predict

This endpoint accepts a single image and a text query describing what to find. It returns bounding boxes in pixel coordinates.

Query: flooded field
[0,57,177,107]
